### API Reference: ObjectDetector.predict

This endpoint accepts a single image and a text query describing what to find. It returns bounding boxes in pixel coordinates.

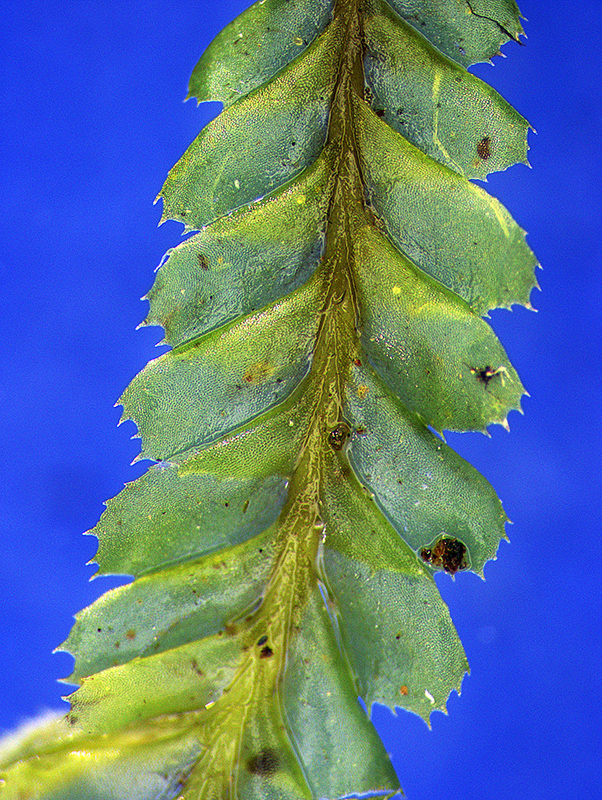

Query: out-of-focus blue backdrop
[1,1,600,797]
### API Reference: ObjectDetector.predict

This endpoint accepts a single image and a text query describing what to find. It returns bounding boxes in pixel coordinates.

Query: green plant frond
[0,0,536,797]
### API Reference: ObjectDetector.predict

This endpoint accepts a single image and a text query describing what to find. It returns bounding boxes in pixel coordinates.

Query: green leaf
[0,0,536,797]
[363,0,530,179]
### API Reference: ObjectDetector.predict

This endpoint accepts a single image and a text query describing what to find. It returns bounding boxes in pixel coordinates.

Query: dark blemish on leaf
[97,628,102,633]
[260,645,273,659]
[244,362,273,384]
[354,358,362,366]
[355,427,366,436]
[225,623,238,636]
[477,136,492,160]
[126,629,136,641]
[247,748,279,776]
[375,108,385,117]
[420,537,468,574]
[257,635,268,646]
[469,364,508,387]
[191,658,204,677]
[196,253,209,270]
[328,422,350,451]
[242,499,250,513]
[400,685,409,696]
[69,715,78,726]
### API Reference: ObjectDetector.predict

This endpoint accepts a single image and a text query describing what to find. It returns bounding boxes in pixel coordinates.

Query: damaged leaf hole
[247,747,279,776]
[470,364,508,387]
[420,537,469,574]
[328,422,350,451]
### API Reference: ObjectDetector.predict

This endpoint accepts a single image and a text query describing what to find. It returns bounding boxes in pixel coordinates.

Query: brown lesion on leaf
[476,135,492,160]
[420,537,469,574]
[469,364,509,388]
[328,422,350,451]
[190,658,204,677]
[259,645,274,659]
[247,747,279,776]
[243,362,275,384]
[196,253,210,270]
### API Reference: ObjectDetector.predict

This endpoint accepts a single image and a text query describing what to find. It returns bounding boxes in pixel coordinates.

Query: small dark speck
[257,635,268,646]
[260,645,273,659]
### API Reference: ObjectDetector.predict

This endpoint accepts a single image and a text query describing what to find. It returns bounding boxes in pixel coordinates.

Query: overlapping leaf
[0,0,536,797]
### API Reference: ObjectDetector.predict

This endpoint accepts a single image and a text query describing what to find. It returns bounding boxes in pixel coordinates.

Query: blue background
[1,1,600,798]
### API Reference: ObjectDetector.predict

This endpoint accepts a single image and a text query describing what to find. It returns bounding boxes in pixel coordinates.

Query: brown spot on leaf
[243,362,275,384]
[191,658,204,677]
[477,136,492,160]
[196,253,209,270]
[247,748,279,776]
[125,629,136,641]
[469,364,508,388]
[420,537,468,574]
[260,645,273,659]
[328,422,350,451]
[400,685,409,696]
